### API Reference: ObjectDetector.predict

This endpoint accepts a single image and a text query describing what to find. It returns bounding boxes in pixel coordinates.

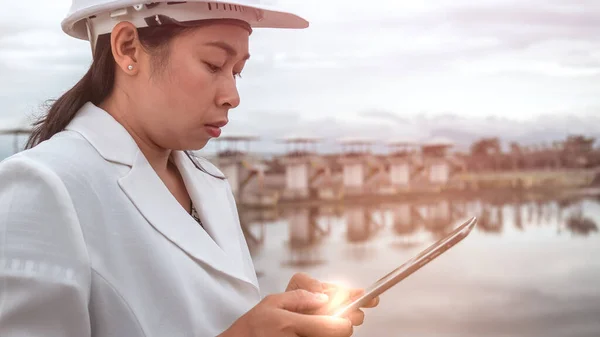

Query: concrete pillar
[281,157,311,199]
[342,162,364,188]
[429,160,450,184]
[285,163,309,192]
[216,156,260,202]
[220,163,240,196]
[390,161,411,186]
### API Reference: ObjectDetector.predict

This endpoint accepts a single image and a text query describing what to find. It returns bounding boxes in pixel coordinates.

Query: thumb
[273,289,330,313]
[286,272,324,293]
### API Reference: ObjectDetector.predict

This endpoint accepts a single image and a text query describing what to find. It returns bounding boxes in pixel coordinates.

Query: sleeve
[0,156,92,337]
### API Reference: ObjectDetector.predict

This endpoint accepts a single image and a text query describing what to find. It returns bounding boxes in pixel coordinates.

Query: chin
[187,139,210,151]
[164,133,211,151]
[163,140,207,152]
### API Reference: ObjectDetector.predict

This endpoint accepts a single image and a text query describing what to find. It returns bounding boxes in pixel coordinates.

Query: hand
[221,289,353,337]
[286,273,380,326]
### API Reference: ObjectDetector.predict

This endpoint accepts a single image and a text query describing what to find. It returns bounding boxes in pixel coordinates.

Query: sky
[1,0,599,156]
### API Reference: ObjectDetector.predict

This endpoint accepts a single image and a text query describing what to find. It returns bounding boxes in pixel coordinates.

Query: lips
[204,120,227,138]
[206,120,228,128]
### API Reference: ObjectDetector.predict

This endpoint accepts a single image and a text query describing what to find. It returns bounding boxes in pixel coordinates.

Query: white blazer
[0,102,261,337]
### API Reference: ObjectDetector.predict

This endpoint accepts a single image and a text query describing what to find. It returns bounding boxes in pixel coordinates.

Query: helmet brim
[62,0,309,41]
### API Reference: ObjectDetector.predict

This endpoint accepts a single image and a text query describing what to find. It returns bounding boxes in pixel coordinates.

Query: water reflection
[565,213,598,236]
[346,206,384,243]
[562,200,599,236]
[238,208,276,256]
[240,194,600,337]
[477,205,503,234]
[390,203,422,249]
[280,207,333,267]
[239,193,600,266]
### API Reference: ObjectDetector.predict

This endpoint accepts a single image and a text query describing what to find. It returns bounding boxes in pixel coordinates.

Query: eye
[204,62,221,73]
[233,71,243,79]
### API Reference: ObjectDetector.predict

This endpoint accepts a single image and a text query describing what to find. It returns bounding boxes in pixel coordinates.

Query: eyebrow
[205,41,251,60]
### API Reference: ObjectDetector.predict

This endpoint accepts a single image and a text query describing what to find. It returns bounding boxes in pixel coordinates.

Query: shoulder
[0,142,89,257]
[0,133,93,210]
[1,130,110,184]
[20,130,101,163]
[0,151,68,198]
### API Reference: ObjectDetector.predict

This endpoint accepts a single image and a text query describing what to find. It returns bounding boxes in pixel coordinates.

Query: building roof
[279,135,323,143]
[422,137,455,148]
[337,136,376,145]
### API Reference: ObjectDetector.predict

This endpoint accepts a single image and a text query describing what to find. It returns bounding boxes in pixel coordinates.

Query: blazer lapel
[173,151,258,288]
[119,150,255,288]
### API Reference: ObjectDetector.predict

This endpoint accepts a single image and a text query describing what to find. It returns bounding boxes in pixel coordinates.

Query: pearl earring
[128,65,134,71]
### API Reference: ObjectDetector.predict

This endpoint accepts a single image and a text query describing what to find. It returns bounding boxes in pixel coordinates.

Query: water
[240,193,600,337]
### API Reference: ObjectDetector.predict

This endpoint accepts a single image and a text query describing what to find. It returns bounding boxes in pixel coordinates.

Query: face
[132,23,250,150]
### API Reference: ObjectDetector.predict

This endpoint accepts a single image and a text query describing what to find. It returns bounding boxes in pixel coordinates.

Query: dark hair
[25,25,191,149]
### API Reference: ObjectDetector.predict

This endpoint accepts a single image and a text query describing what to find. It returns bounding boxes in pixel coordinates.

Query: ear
[110,22,142,75]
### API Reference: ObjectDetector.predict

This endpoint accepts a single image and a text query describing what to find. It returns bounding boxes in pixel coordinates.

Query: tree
[470,137,502,171]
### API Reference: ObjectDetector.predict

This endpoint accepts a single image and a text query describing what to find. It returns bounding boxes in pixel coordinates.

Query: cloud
[242,0,600,88]
[560,49,600,69]
[1,0,600,138]
[443,1,599,35]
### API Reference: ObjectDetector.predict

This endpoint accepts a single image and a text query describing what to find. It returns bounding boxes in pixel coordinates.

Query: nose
[216,76,241,109]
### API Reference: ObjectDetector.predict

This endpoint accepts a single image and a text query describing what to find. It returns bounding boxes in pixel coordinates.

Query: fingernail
[315,293,329,302]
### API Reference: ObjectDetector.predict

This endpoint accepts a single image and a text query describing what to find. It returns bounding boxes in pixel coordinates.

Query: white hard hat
[62,1,309,51]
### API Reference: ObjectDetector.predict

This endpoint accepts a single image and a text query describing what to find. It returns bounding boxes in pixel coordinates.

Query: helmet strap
[85,18,98,56]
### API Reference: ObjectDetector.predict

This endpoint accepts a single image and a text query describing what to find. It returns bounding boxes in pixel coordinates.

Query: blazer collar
[64,102,256,290]
[65,102,226,179]
[65,102,139,166]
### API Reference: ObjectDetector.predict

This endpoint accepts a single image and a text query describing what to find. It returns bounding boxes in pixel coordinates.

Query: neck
[99,93,171,174]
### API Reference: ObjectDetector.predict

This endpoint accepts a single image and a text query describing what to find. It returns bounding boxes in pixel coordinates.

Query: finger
[325,285,362,302]
[349,288,365,299]
[348,309,365,326]
[322,282,340,291]
[347,289,378,308]
[324,288,352,314]
[269,290,329,313]
[288,312,353,337]
[286,272,324,293]
[362,296,380,308]
[307,289,350,316]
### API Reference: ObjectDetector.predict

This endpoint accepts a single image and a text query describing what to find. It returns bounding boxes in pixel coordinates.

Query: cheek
[167,58,214,104]
[146,62,213,129]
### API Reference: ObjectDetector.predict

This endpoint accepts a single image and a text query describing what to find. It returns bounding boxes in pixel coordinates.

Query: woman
[0,1,377,336]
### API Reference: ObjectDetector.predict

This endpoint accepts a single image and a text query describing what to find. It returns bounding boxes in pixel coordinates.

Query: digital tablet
[331,216,478,317]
